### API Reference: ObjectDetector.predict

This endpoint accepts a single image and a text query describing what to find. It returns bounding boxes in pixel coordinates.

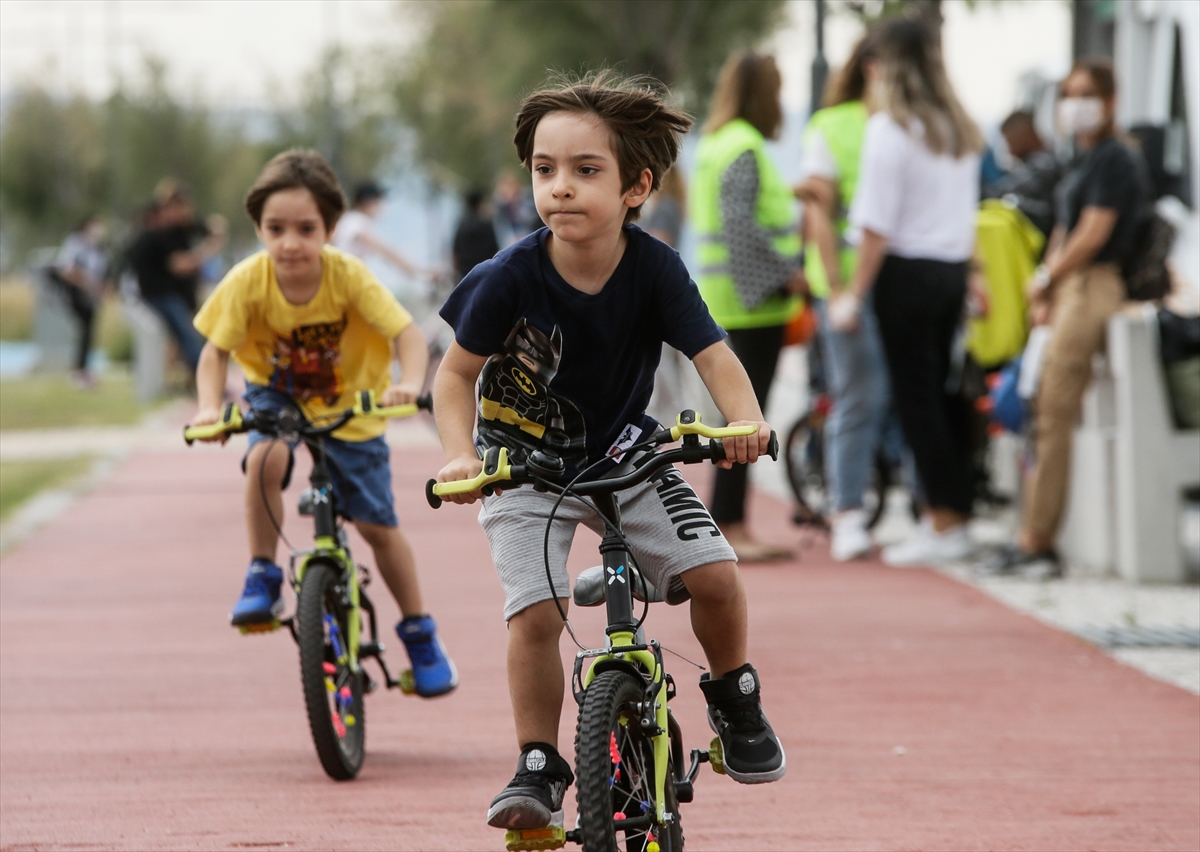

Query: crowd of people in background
[42,12,1174,578]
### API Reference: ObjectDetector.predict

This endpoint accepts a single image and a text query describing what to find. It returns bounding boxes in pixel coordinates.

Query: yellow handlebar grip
[430,448,513,497]
[353,390,425,420]
[183,403,243,445]
[668,412,759,442]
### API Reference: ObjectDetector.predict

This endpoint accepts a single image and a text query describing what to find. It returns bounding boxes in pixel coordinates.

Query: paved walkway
[1,427,1197,851]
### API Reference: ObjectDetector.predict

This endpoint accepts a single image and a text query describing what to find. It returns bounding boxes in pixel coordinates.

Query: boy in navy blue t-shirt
[434,73,786,833]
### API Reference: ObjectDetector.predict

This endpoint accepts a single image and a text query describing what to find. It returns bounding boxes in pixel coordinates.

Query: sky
[0,0,1071,124]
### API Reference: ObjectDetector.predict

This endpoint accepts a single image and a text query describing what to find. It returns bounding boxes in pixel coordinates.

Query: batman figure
[476,319,587,470]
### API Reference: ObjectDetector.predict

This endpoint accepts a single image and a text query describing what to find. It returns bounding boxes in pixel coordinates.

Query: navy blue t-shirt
[440,225,725,476]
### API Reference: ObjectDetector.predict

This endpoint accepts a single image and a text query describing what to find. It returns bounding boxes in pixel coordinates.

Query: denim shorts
[242,384,398,528]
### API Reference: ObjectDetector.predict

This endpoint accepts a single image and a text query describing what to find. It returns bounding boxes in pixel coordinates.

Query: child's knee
[246,441,290,487]
[680,560,742,602]
[509,599,568,643]
[354,520,400,548]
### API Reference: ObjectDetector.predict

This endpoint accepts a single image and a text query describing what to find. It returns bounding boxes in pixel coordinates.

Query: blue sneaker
[396,615,458,697]
[230,559,284,627]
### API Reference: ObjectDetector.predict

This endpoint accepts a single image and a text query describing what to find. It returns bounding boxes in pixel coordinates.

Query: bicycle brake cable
[539,435,663,648]
[259,436,296,553]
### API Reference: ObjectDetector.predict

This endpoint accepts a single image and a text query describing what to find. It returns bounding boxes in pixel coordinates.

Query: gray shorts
[478,466,737,621]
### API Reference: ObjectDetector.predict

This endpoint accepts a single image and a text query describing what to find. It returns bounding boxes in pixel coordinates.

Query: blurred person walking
[987,61,1150,578]
[127,184,225,373]
[50,215,109,389]
[797,35,892,561]
[451,189,500,281]
[692,52,804,562]
[835,18,983,567]
[332,182,425,279]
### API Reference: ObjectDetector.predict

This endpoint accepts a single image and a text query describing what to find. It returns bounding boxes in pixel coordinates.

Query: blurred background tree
[389,0,789,190]
[0,54,396,269]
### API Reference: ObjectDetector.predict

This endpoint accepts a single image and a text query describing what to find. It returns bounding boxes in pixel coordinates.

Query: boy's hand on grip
[436,455,487,503]
[189,406,228,444]
[718,420,771,468]
[380,382,422,407]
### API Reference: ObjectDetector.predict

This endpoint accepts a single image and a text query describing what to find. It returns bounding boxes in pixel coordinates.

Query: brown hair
[871,17,982,157]
[1060,59,1118,139]
[703,52,783,139]
[513,71,693,223]
[244,149,346,232]
[824,35,876,108]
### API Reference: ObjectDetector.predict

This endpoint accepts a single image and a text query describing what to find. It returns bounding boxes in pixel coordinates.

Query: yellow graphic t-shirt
[194,246,412,441]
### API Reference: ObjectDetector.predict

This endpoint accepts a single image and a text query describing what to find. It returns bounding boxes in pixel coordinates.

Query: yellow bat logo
[512,367,537,396]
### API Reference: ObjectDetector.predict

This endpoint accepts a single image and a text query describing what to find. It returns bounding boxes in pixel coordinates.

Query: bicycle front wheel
[297,559,365,780]
[576,671,683,852]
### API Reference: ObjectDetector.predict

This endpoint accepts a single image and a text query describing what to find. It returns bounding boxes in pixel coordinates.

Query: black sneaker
[486,743,574,830]
[978,544,1063,580]
[699,663,786,784]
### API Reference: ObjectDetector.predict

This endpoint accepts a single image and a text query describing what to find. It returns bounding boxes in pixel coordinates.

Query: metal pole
[810,0,829,115]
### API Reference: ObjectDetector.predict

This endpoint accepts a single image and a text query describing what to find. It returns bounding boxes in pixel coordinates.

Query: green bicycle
[428,412,778,852]
[184,391,429,780]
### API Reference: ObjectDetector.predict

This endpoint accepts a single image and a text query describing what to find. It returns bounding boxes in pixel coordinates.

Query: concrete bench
[1058,307,1200,581]
[118,273,170,403]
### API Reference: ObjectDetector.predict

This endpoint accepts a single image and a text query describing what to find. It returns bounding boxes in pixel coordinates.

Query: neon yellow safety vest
[802,100,868,300]
[691,118,801,329]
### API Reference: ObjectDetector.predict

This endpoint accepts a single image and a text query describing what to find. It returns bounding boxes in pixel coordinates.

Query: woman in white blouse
[832,17,982,566]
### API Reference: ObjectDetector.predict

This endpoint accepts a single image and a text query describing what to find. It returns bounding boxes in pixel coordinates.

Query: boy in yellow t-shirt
[190,149,456,697]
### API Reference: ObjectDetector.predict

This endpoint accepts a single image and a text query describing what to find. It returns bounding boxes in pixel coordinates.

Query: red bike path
[1,433,1197,851]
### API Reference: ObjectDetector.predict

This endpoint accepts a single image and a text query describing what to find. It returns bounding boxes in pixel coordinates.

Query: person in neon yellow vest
[691,52,804,562]
[797,35,898,562]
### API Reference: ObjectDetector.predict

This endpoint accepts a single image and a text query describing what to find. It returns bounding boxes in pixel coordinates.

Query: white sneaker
[883,524,973,567]
[830,510,872,562]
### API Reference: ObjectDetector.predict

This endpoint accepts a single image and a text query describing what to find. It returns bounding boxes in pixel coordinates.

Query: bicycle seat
[573,563,665,607]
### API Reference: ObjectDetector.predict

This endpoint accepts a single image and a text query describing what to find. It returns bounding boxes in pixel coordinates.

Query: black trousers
[709,324,785,524]
[872,255,974,517]
[52,274,96,373]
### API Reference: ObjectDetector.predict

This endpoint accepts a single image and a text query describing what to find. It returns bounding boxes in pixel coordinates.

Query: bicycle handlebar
[426,411,778,509]
[183,390,432,445]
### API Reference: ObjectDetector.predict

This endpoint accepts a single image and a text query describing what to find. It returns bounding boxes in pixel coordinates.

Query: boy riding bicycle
[432,73,786,833]
[189,149,457,698]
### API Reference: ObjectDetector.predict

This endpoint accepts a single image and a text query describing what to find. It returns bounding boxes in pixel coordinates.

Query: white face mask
[1057,97,1105,136]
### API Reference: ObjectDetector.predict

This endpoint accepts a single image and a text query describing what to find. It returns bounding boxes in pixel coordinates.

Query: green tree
[390,0,789,189]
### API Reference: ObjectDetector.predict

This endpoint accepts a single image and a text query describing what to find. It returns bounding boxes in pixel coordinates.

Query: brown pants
[1023,263,1126,540]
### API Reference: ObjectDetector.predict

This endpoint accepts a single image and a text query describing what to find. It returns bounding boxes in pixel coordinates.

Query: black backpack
[1122,207,1177,302]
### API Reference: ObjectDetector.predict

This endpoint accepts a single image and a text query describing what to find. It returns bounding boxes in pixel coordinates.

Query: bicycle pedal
[237,620,281,635]
[397,669,416,695]
[504,826,566,851]
[709,736,726,775]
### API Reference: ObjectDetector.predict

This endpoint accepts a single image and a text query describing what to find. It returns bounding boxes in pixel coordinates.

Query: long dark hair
[871,17,982,157]
[824,34,876,108]
[703,52,784,140]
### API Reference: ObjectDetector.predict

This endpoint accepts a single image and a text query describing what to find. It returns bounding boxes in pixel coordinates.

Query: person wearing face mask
[985,60,1150,578]
[832,17,984,567]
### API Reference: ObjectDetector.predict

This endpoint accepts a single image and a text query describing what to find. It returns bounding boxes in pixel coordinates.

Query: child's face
[256,187,328,279]
[530,111,651,245]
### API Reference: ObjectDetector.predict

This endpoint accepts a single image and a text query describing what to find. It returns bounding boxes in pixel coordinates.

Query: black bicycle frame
[591,492,638,637]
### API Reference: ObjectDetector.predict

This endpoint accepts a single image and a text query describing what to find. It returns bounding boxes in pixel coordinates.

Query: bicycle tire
[784,412,827,527]
[297,559,365,780]
[576,671,683,852]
